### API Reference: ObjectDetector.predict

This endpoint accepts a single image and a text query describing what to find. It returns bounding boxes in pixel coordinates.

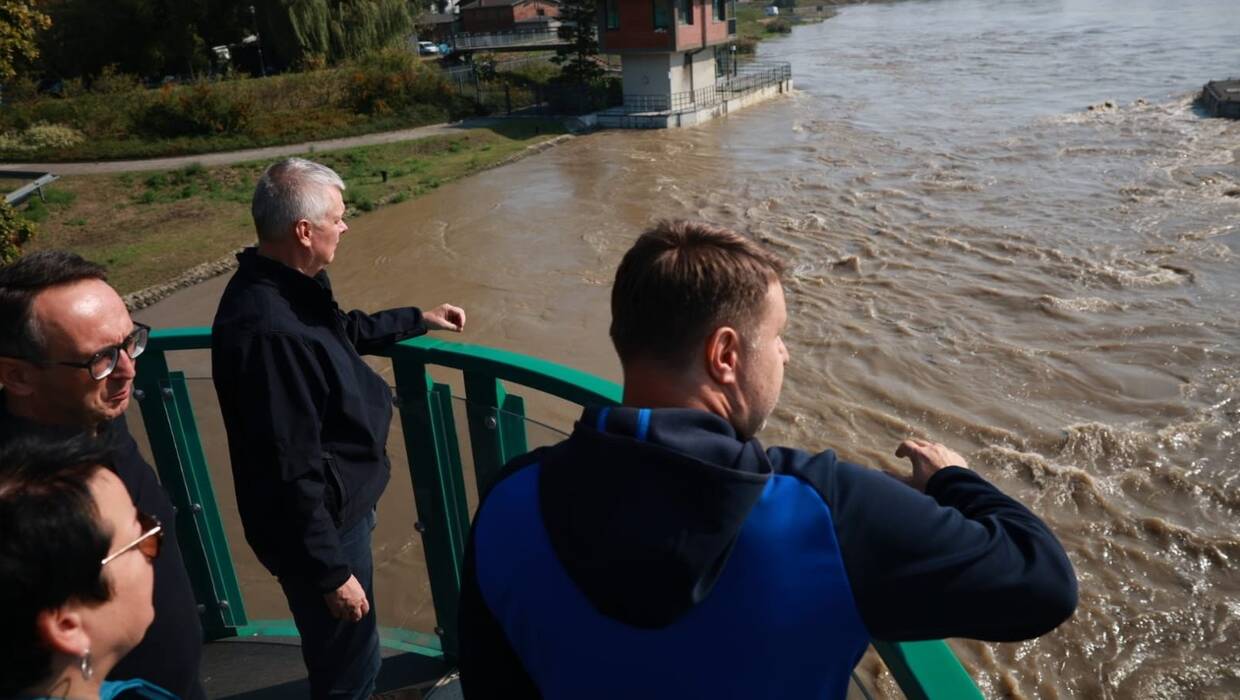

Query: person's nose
[112,347,138,380]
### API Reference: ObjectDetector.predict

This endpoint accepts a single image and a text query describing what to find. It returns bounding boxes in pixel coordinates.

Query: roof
[460,0,557,8]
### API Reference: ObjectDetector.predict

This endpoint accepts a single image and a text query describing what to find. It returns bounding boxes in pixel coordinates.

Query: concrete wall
[690,49,715,91]
[620,50,715,98]
[599,77,794,128]
[621,53,674,96]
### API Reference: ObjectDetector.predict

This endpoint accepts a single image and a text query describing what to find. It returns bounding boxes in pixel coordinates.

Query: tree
[551,0,602,85]
[264,0,416,69]
[37,0,243,81]
[0,0,51,82]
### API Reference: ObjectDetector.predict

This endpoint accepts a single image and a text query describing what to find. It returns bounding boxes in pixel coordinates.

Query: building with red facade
[598,0,736,109]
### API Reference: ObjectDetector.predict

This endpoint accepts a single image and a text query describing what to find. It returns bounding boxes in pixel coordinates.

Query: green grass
[21,120,567,294]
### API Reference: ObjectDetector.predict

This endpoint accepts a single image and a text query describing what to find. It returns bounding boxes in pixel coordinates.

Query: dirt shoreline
[122,132,576,311]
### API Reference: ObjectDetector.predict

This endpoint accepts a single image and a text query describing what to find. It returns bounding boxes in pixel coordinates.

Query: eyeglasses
[49,322,151,381]
[101,512,163,566]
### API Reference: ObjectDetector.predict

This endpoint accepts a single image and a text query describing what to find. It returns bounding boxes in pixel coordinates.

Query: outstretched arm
[773,444,1078,642]
[341,304,466,355]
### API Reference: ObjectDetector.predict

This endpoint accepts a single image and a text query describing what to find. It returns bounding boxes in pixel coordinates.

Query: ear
[704,326,742,387]
[292,218,314,249]
[35,605,90,658]
[0,356,40,398]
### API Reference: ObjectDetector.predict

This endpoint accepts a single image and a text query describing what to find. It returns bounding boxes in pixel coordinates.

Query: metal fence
[449,27,566,51]
[618,60,791,114]
[134,326,984,700]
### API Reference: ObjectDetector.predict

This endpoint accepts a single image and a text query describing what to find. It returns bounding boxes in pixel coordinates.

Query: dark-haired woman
[0,435,177,699]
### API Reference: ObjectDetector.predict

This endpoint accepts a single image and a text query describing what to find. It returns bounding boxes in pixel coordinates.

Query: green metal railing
[134,327,981,699]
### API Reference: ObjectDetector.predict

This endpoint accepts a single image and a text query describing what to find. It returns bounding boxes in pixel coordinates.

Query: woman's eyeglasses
[101,512,163,566]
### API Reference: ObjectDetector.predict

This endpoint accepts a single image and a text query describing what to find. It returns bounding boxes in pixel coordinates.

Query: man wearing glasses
[0,250,205,700]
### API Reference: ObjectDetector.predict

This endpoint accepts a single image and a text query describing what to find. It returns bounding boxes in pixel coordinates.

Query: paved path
[0,118,509,176]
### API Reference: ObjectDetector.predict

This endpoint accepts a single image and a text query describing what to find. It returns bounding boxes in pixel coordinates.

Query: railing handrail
[619,59,791,114]
[136,327,980,699]
[147,327,621,406]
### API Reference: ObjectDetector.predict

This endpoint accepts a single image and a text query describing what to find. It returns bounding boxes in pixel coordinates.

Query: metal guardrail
[3,171,59,205]
[449,27,568,51]
[135,327,982,698]
[619,60,791,114]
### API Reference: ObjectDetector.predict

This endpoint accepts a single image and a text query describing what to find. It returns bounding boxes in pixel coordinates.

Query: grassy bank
[21,119,566,295]
[0,51,478,163]
[734,0,839,51]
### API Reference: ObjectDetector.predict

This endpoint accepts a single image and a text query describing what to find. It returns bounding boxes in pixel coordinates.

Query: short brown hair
[610,220,785,369]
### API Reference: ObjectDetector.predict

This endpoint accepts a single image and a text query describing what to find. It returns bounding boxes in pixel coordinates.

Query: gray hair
[251,158,347,243]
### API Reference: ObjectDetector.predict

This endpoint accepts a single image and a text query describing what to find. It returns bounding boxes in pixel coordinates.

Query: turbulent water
[137,0,1240,696]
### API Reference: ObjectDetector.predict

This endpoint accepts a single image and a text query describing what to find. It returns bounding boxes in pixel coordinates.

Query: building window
[606,0,619,29]
[713,0,725,21]
[537,7,545,14]
[680,0,693,24]
[653,0,670,29]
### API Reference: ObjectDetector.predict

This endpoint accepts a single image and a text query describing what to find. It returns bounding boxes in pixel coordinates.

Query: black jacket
[459,407,1078,697]
[0,399,205,700]
[211,249,427,592]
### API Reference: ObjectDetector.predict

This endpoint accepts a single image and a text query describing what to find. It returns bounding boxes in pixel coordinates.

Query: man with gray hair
[212,157,466,699]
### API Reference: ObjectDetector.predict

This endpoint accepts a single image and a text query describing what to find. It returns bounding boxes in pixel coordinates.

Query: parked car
[763,5,780,15]
[418,41,441,56]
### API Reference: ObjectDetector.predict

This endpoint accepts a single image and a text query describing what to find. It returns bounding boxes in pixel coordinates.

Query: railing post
[463,372,528,498]
[134,352,247,640]
[391,351,472,661]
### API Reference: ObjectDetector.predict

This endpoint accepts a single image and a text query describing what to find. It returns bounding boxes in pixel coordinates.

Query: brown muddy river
[135,0,1240,696]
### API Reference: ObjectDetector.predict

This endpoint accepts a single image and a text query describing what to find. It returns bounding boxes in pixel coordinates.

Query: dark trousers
[280,510,382,700]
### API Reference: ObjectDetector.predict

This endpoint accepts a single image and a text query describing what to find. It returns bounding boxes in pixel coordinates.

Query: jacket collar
[577,405,770,475]
[236,247,334,306]
[0,389,111,440]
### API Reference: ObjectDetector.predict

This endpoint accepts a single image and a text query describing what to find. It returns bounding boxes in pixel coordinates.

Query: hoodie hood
[538,406,771,629]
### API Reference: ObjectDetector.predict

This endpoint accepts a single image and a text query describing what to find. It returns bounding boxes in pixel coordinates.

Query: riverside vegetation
[0,50,475,162]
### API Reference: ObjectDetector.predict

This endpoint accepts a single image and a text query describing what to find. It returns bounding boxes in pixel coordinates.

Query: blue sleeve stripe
[596,406,612,433]
[636,408,651,442]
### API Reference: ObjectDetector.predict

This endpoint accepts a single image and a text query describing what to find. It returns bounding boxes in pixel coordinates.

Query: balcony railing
[448,26,589,51]
[618,60,791,114]
[134,327,981,698]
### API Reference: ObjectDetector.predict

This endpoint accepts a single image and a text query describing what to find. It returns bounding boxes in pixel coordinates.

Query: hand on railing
[425,304,467,333]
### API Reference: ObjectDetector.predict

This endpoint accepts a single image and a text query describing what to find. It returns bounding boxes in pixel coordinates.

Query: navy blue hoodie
[459,407,1077,699]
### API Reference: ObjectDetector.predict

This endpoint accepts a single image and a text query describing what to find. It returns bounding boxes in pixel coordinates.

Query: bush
[733,36,760,54]
[89,65,143,95]
[3,75,40,103]
[138,83,255,137]
[0,202,37,265]
[766,17,794,33]
[0,123,86,152]
[346,48,455,116]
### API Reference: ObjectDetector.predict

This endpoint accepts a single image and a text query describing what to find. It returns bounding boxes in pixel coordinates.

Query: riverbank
[19,119,568,304]
[735,0,840,49]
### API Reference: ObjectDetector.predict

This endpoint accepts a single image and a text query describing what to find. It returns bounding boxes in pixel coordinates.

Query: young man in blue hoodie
[459,220,1078,699]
